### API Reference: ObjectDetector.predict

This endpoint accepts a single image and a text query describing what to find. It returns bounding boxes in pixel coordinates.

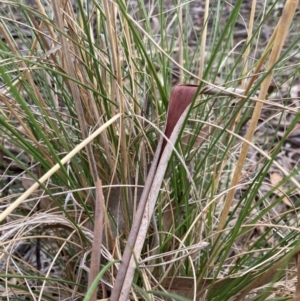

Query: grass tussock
[0,0,300,300]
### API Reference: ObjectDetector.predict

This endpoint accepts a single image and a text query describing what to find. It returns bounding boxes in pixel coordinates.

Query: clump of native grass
[0,0,300,300]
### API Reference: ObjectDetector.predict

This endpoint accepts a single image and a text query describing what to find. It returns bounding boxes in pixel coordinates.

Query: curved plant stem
[110,85,199,301]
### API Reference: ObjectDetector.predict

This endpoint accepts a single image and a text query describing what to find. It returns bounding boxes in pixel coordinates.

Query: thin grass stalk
[0,21,58,131]
[0,92,39,150]
[227,0,257,131]
[118,6,269,102]
[0,114,121,223]
[110,123,166,301]
[38,229,79,301]
[203,0,258,254]
[102,0,116,118]
[34,0,57,43]
[0,66,62,178]
[198,0,209,80]
[240,0,256,89]
[121,13,139,115]
[1,0,300,299]
[26,1,56,78]
[28,15,61,73]
[217,0,298,233]
[83,261,119,301]
[242,24,278,96]
[236,244,300,301]
[294,252,300,301]
[103,0,129,223]
[52,1,98,182]
[75,13,117,175]
[87,179,105,301]
[178,0,183,83]
[63,2,100,127]
[110,85,198,301]
[120,13,148,215]
[207,5,295,288]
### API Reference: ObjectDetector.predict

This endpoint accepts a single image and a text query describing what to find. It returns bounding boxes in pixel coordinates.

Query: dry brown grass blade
[164,245,300,301]
[0,114,121,223]
[0,22,57,167]
[236,245,300,301]
[0,20,52,117]
[88,179,105,301]
[103,0,130,231]
[165,246,300,299]
[163,277,234,299]
[294,252,300,301]
[110,85,199,301]
[198,0,209,80]
[217,0,299,233]
[52,1,98,182]
[240,0,256,89]
[177,1,183,83]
